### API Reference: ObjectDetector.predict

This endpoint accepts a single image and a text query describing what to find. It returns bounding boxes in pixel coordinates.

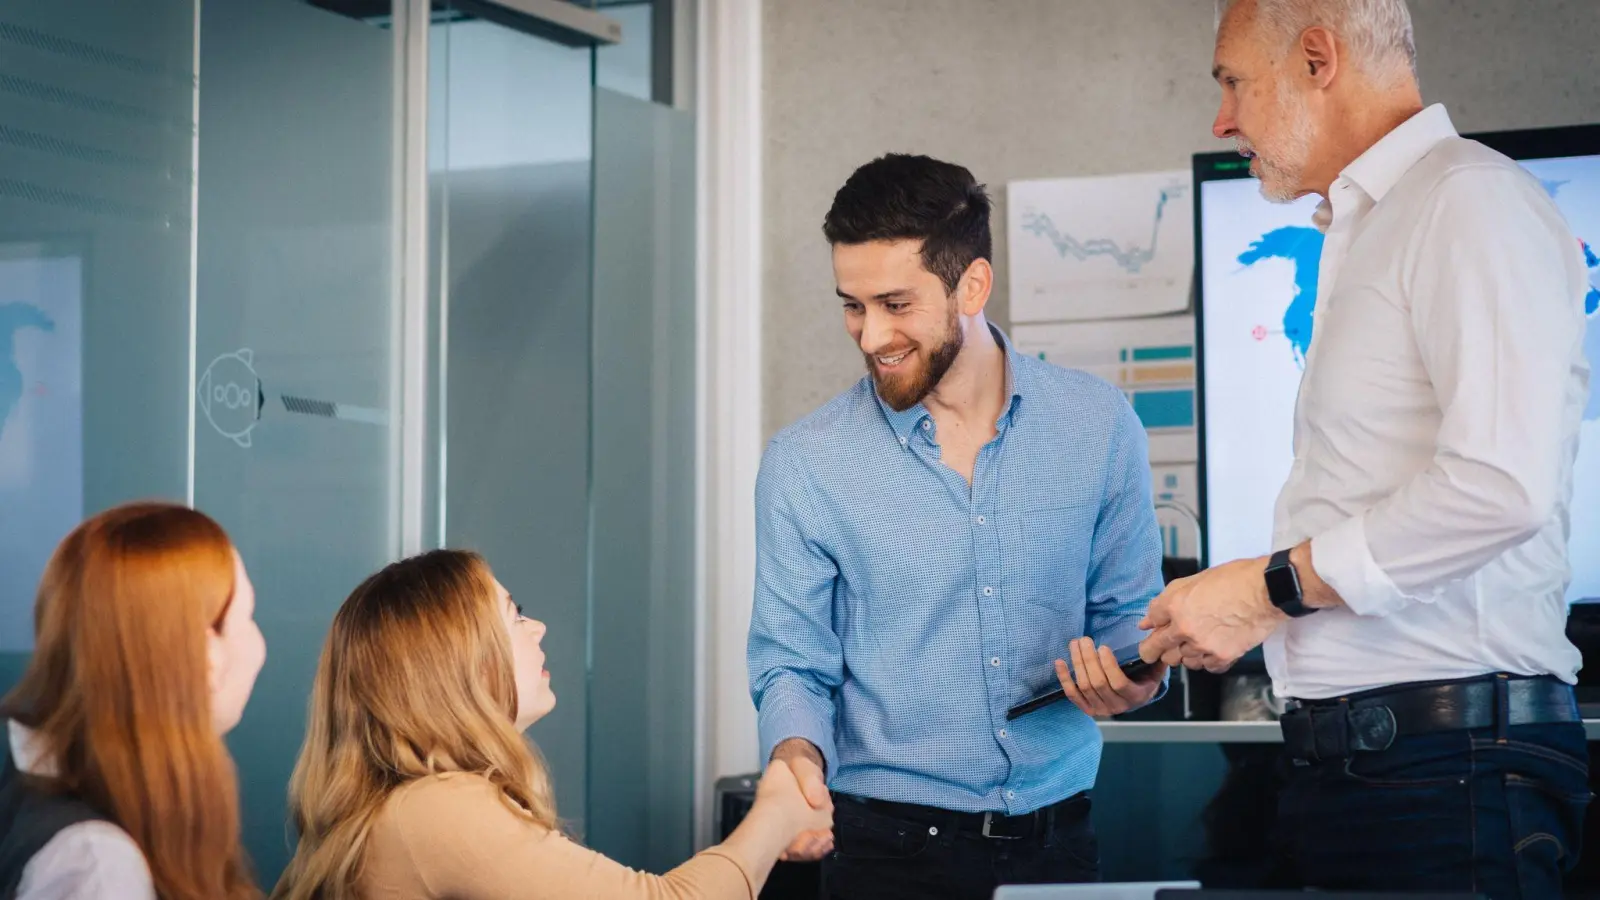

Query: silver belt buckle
[981,811,1021,840]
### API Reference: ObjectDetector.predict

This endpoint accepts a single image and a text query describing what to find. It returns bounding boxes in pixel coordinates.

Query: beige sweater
[357,773,755,900]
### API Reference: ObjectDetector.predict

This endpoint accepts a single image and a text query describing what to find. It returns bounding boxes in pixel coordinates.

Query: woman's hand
[755,758,833,849]
[716,756,837,892]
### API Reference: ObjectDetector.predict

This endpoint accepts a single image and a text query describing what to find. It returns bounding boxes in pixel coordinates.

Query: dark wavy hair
[822,153,992,294]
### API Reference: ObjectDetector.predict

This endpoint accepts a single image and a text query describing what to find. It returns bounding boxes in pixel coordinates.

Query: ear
[1299,26,1339,89]
[206,627,227,698]
[956,257,994,317]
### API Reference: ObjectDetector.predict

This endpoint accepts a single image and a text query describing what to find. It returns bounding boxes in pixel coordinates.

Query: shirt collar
[875,323,1025,443]
[7,719,54,777]
[1313,103,1457,233]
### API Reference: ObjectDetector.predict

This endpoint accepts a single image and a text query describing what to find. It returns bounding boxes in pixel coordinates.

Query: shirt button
[928,826,939,836]
[991,656,1001,667]
[983,586,994,596]
[1006,790,1016,800]
[922,420,931,430]
[998,728,1008,738]
[898,436,907,446]
[975,515,986,525]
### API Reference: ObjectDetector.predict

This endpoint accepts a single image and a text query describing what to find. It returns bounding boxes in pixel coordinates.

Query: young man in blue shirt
[747,154,1168,899]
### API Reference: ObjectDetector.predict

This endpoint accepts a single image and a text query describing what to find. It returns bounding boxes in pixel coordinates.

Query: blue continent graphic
[1581,234,1599,421]
[1545,179,1600,421]
[1238,180,1598,421]
[1584,239,1600,316]
[0,302,55,442]
[1236,226,1325,367]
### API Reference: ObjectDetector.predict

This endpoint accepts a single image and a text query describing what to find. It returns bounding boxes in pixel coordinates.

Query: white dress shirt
[7,719,155,900]
[1266,104,1592,699]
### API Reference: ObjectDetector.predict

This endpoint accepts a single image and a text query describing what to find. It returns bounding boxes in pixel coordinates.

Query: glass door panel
[587,85,697,871]
[193,0,397,880]
[431,3,598,832]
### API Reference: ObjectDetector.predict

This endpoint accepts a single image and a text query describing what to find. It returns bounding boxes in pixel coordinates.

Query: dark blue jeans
[1278,722,1592,899]
[820,793,1099,900]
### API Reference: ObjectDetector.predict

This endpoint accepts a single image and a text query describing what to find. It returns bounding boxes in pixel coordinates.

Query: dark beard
[867,318,965,412]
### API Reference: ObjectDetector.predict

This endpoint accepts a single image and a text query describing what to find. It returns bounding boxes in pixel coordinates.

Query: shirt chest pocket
[1004,500,1097,610]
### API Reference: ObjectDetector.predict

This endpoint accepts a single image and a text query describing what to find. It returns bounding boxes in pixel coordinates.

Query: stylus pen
[1006,689,1067,720]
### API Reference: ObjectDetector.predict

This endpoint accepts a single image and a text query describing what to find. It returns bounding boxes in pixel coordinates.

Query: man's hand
[770,738,833,861]
[1138,556,1286,673]
[1054,636,1168,718]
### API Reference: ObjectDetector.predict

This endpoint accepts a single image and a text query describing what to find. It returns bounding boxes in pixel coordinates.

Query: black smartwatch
[1264,548,1317,618]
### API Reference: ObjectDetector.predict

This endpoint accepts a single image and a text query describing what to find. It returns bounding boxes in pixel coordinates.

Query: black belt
[834,791,1087,841]
[1280,673,1580,763]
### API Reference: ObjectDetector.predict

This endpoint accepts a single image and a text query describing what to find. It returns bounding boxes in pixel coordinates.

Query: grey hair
[1216,0,1418,85]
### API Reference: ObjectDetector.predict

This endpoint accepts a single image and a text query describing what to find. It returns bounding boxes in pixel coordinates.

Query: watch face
[1265,560,1301,606]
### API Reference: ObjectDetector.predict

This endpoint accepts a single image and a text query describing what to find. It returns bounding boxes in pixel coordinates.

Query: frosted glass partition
[0,0,195,676]
[586,86,697,871]
[193,0,396,881]
[432,10,598,832]
[0,0,698,886]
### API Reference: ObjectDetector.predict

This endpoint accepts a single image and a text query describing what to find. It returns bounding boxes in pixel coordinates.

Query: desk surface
[1099,719,1600,743]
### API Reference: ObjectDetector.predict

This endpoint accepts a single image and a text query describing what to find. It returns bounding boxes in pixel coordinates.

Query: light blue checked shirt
[748,326,1165,816]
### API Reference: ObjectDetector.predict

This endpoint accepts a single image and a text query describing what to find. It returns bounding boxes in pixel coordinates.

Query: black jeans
[820,792,1099,900]
[1279,721,1592,899]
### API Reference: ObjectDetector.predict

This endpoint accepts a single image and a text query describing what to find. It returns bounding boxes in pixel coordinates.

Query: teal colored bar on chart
[1132,389,1195,429]
[1130,345,1193,362]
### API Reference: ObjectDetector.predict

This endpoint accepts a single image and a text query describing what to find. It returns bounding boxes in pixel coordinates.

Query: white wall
[696,0,765,844]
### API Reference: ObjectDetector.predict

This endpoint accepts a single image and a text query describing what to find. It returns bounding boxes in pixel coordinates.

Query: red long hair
[1,501,259,899]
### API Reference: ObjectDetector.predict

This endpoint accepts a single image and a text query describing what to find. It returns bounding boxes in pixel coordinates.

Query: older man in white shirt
[1141,0,1593,894]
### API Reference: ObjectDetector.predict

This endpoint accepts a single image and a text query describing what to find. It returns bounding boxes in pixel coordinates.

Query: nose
[529,618,548,641]
[858,307,896,355]
[1213,97,1237,140]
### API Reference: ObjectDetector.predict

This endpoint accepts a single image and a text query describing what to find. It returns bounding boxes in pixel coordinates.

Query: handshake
[757,738,836,862]
[751,637,1167,864]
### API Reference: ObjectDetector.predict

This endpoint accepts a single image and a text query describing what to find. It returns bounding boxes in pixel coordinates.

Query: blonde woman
[0,502,265,900]
[273,549,830,900]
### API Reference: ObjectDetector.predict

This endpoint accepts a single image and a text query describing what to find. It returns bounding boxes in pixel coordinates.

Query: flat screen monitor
[1193,123,1600,603]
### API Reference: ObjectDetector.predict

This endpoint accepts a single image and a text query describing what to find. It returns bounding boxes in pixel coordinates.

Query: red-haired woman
[0,501,266,900]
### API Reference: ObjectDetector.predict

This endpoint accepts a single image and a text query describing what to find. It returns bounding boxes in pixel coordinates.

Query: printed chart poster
[1008,170,1194,323]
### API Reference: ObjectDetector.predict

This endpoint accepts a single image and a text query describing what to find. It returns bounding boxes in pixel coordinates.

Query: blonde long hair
[0,501,259,900]
[272,549,557,900]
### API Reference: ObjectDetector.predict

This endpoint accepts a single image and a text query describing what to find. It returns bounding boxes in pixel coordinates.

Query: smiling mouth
[875,349,911,368]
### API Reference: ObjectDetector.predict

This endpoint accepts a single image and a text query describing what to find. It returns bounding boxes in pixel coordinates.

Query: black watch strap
[1265,548,1317,618]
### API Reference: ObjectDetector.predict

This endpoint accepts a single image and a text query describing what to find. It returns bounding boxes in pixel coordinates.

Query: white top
[1266,103,1592,699]
[7,720,155,900]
